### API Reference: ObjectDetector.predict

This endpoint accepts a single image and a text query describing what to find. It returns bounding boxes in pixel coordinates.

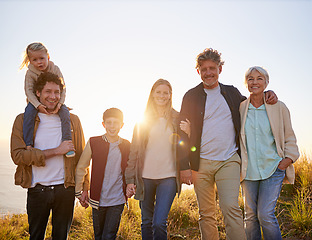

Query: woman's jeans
[92,204,124,240]
[140,177,177,240]
[242,168,285,240]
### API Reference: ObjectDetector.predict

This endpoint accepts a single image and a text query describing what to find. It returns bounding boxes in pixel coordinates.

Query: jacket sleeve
[177,93,191,171]
[281,103,300,163]
[125,124,140,185]
[70,114,89,191]
[75,139,92,195]
[10,114,46,167]
[24,70,42,109]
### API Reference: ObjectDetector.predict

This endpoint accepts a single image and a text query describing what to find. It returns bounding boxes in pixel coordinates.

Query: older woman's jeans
[140,177,177,240]
[242,168,285,240]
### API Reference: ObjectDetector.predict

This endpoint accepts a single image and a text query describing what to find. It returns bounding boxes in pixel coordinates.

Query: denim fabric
[23,102,38,146]
[58,104,72,141]
[27,184,75,240]
[242,168,285,240]
[140,177,177,240]
[92,204,124,240]
[23,103,71,147]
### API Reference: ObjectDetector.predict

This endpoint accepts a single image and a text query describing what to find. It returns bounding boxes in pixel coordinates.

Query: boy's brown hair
[103,108,123,123]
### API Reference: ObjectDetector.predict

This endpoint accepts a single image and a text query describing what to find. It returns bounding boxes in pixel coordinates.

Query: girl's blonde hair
[19,42,49,70]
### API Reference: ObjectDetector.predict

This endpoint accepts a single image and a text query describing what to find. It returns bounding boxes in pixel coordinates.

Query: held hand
[278,157,293,171]
[50,103,62,114]
[55,140,75,155]
[78,191,89,208]
[191,170,198,185]
[265,90,278,105]
[38,104,49,114]
[180,119,191,137]
[180,169,193,185]
[126,184,136,198]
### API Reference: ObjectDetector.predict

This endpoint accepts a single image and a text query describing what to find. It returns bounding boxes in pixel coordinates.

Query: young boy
[75,108,130,240]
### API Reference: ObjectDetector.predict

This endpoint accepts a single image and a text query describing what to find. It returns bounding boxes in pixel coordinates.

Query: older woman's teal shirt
[245,103,282,180]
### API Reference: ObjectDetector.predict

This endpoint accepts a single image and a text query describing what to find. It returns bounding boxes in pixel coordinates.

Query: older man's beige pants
[193,153,246,240]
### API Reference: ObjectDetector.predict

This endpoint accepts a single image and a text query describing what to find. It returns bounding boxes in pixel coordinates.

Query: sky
[0,0,311,155]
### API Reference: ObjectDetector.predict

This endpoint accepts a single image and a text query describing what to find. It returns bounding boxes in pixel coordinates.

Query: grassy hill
[1,153,311,240]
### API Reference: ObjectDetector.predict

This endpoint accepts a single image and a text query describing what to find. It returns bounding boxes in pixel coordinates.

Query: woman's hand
[278,157,293,170]
[126,184,136,198]
[180,118,191,138]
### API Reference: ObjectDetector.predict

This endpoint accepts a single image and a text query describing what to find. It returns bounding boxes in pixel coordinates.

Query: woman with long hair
[125,79,180,240]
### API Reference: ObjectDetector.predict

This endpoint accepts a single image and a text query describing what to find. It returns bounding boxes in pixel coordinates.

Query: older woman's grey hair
[244,66,269,86]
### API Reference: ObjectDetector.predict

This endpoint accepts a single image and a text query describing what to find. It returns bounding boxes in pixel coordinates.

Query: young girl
[125,79,181,240]
[20,42,74,157]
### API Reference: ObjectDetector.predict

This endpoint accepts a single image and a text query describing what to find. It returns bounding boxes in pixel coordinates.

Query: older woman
[240,66,300,240]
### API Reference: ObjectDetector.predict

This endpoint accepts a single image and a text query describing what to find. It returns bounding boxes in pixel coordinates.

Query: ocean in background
[0,138,194,217]
[0,139,26,216]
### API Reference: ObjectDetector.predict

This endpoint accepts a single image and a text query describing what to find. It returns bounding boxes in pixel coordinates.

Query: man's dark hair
[34,72,64,94]
[103,108,124,122]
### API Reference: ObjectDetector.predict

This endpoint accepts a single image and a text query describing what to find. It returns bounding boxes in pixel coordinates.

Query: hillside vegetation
[1,153,311,240]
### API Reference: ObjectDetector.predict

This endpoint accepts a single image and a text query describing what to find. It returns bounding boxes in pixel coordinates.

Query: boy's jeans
[140,177,177,240]
[27,184,75,240]
[92,204,124,240]
[23,102,72,146]
[242,168,285,240]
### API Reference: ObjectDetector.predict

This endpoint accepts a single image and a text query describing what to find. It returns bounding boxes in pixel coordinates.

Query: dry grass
[0,153,311,240]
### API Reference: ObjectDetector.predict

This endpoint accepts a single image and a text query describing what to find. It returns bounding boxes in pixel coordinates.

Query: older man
[178,48,276,240]
[11,72,89,240]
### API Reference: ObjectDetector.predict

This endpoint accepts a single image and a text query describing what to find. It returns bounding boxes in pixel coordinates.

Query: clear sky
[0,0,311,153]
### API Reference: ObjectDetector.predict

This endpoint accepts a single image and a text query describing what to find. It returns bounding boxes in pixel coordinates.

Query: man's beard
[203,79,218,87]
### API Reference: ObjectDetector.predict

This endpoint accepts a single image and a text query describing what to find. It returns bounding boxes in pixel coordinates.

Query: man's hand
[38,104,49,114]
[126,184,136,198]
[43,140,75,159]
[180,169,193,185]
[55,140,75,155]
[278,157,293,171]
[78,190,89,208]
[50,103,62,114]
[265,90,278,105]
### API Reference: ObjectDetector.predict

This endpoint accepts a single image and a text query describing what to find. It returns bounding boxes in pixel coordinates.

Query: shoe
[66,151,75,158]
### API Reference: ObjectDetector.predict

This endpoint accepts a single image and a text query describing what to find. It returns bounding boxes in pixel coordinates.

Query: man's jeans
[27,184,75,240]
[140,177,177,240]
[242,168,285,240]
[92,204,124,240]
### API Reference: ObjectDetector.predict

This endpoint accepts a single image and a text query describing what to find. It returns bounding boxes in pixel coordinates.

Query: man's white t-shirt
[31,113,64,187]
[200,85,238,161]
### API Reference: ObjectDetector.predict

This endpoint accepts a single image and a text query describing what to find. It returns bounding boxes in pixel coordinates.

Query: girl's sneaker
[66,151,75,158]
